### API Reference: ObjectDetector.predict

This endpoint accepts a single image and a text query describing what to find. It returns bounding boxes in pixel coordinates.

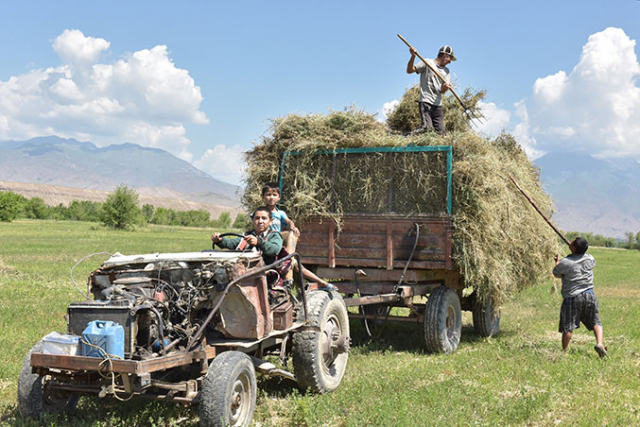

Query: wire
[70,252,113,300]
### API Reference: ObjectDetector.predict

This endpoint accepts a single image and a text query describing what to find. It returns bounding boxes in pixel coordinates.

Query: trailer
[18,250,350,427]
[282,145,501,353]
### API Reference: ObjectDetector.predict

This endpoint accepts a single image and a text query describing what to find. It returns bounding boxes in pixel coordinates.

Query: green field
[1,220,639,426]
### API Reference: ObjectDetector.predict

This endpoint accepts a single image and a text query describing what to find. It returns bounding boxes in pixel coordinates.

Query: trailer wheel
[293,290,350,393]
[472,295,500,337]
[200,351,256,427]
[18,340,79,418]
[424,286,462,354]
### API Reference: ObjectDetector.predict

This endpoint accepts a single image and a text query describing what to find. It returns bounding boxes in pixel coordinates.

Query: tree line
[0,185,251,230]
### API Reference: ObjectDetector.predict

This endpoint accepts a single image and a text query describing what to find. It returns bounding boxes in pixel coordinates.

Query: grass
[1,220,639,426]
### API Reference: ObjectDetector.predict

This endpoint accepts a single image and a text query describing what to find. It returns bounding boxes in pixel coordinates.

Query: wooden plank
[344,293,401,307]
[31,353,141,374]
[31,351,196,375]
[386,222,393,270]
[302,257,446,270]
[316,267,450,282]
[328,221,336,268]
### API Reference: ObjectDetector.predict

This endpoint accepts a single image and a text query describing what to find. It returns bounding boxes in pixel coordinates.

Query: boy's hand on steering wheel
[244,235,258,246]
[211,233,222,243]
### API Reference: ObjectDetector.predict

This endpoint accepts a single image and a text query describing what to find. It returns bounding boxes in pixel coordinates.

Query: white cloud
[516,27,640,160]
[472,100,511,137]
[52,29,110,65]
[378,99,400,122]
[532,71,567,104]
[0,29,209,163]
[194,144,245,185]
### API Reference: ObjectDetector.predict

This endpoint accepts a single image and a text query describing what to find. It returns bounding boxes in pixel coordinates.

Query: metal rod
[508,173,571,245]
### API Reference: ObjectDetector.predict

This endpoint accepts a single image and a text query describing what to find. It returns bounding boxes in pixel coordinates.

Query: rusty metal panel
[219,274,271,340]
[273,302,293,330]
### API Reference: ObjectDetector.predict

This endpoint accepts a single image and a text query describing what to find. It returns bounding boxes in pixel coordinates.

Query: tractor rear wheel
[293,290,350,393]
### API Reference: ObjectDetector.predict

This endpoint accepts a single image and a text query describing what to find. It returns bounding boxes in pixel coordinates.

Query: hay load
[242,87,561,308]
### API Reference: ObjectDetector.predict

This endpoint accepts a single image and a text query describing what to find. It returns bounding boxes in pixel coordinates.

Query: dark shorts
[558,289,602,333]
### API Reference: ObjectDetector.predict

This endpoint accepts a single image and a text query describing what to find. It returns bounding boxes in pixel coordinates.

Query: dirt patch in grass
[598,287,640,299]
[0,258,17,275]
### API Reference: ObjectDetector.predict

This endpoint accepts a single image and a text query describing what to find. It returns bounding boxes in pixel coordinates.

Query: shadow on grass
[2,396,197,427]
[349,318,515,355]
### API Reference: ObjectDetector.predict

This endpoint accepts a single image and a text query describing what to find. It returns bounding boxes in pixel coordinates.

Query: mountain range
[0,136,240,207]
[535,152,640,239]
[1,136,638,238]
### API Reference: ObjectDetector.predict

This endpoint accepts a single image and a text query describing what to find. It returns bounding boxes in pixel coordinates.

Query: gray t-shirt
[552,253,596,298]
[415,58,451,106]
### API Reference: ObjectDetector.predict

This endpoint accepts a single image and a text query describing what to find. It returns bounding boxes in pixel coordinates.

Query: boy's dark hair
[261,182,281,196]
[572,237,589,254]
[253,206,272,219]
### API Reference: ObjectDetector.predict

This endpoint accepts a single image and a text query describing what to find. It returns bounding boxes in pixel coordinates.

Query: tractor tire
[200,351,256,427]
[18,340,79,418]
[472,295,501,337]
[423,286,462,354]
[292,290,350,393]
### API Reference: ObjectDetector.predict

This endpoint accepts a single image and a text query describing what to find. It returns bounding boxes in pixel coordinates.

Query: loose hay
[242,92,561,308]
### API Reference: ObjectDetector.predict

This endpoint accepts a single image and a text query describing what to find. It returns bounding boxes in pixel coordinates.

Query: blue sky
[1,1,639,185]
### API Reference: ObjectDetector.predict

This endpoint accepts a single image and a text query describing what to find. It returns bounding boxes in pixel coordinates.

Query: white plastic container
[42,332,80,356]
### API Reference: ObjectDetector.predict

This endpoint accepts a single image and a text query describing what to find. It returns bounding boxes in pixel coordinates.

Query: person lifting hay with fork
[553,236,607,358]
[406,44,455,136]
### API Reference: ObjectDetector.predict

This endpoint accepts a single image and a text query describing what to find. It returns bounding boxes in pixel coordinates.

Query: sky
[0,1,639,186]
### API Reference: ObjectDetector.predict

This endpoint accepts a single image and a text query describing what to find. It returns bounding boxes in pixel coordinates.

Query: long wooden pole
[508,174,571,245]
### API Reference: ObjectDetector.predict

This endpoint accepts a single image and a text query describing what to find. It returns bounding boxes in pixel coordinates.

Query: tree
[624,232,635,249]
[141,204,155,223]
[0,191,25,222]
[100,185,141,230]
[233,213,251,230]
[218,211,232,228]
[23,197,50,219]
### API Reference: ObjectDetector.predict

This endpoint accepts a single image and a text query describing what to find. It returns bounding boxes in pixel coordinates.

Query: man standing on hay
[553,237,607,358]
[406,44,455,135]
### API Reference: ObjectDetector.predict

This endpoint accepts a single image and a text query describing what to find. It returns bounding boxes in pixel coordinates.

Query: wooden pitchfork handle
[508,173,571,246]
[397,34,468,111]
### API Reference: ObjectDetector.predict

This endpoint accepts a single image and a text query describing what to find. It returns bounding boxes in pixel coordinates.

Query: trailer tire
[424,286,462,354]
[293,290,350,393]
[18,340,79,419]
[200,351,256,427]
[472,295,500,337]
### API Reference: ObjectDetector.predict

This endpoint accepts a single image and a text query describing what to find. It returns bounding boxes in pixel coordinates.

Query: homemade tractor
[18,248,350,427]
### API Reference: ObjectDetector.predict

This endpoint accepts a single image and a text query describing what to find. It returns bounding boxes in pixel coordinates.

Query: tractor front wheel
[18,340,79,419]
[200,351,257,427]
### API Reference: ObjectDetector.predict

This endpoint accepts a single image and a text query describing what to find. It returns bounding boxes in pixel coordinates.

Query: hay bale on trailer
[242,88,561,350]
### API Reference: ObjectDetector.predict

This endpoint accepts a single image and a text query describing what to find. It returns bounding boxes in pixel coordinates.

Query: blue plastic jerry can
[81,320,125,359]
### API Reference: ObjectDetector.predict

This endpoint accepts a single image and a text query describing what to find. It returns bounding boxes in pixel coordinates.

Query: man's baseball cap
[439,45,456,61]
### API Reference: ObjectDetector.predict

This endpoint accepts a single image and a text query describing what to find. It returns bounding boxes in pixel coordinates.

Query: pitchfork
[397,34,486,131]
